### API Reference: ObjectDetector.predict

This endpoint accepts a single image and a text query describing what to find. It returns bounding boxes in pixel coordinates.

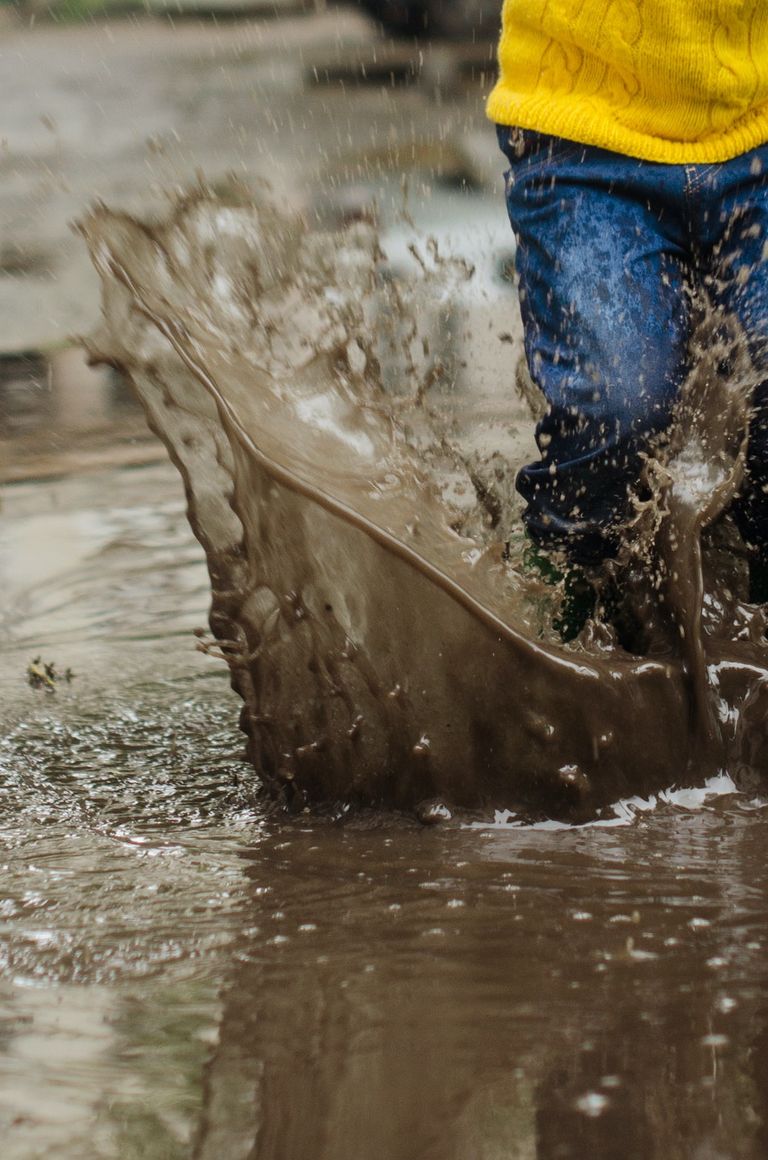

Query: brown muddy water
[1,464,768,1159]
[83,192,768,821]
[2,376,768,1160]
[5,16,768,1153]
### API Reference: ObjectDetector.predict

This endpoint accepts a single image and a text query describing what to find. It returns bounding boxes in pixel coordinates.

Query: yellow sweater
[487,0,768,163]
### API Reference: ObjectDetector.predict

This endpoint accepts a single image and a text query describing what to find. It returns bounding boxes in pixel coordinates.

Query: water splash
[80,189,768,819]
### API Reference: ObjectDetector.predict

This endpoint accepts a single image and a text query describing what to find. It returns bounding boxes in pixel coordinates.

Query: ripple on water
[5,464,768,1158]
[0,682,268,986]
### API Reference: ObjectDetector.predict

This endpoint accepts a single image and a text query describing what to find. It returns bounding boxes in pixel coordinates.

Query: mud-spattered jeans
[498,124,768,565]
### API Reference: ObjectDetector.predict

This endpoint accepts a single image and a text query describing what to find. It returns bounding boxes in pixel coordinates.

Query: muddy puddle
[2,464,768,1156]
[0,227,766,1153]
[5,12,768,1150]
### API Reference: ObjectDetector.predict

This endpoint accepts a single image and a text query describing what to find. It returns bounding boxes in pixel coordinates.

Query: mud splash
[81,191,768,819]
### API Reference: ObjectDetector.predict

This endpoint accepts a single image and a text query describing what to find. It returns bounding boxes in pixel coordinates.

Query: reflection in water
[0,347,156,487]
[195,815,768,1160]
[0,350,135,442]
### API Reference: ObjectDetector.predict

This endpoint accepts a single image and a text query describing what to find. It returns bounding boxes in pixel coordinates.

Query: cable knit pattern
[487,0,768,163]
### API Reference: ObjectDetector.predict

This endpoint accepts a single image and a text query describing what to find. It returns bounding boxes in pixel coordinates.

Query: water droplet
[575,1092,609,1118]
[702,1033,729,1048]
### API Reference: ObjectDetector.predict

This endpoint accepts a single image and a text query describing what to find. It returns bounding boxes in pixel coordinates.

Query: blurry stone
[305,40,421,86]
[145,0,307,14]
[51,346,111,431]
[457,128,510,194]
[0,351,49,438]
[420,45,463,98]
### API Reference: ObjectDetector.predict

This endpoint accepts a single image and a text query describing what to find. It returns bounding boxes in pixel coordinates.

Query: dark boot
[522,540,597,642]
[749,555,768,604]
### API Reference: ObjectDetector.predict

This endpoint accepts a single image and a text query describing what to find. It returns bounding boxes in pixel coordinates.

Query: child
[487,1,768,592]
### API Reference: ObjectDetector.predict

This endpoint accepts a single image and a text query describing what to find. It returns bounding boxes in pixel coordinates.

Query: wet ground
[5,9,768,1159]
[5,454,768,1158]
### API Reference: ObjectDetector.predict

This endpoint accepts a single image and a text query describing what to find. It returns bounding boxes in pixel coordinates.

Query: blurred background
[0,0,513,481]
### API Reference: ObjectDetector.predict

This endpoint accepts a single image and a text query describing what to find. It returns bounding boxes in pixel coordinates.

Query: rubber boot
[522,541,596,642]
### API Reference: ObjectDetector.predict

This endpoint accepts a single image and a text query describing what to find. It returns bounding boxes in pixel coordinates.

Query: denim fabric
[497,124,768,564]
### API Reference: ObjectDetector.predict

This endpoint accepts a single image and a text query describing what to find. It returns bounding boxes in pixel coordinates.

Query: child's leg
[699,143,768,565]
[498,128,692,564]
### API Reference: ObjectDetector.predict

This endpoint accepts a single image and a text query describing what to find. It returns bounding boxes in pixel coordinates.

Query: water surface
[2,461,768,1157]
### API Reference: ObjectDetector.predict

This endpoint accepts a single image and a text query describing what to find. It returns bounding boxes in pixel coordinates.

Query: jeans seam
[683,165,701,251]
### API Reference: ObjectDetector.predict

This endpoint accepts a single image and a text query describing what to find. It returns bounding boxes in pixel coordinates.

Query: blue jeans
[497,124,768,565]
